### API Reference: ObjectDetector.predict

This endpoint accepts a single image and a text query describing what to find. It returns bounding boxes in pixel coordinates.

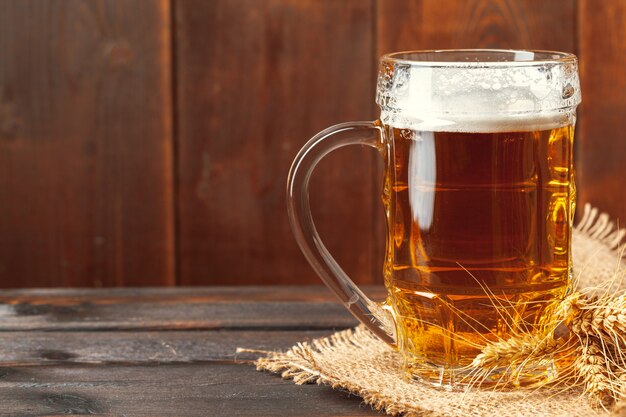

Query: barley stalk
[470,290,626,408]
[575,336,616,407]
[470,294,580,371]
[571,295,626,348]
[471,332,564,370]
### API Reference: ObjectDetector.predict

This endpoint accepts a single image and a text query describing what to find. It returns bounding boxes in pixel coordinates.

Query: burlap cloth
[251,205,626,417]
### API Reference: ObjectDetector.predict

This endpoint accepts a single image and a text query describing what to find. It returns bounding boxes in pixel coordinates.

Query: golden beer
[382,123,574,383]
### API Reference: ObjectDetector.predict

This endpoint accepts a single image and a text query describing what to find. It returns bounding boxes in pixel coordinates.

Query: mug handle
[287,120,397,347]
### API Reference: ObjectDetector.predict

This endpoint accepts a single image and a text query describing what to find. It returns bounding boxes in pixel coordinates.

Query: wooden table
[0,286,387,416]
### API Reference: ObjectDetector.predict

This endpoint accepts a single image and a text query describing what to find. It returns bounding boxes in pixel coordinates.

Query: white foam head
[376,50,581,132]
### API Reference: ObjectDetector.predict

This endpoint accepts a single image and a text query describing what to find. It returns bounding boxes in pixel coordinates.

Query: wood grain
[577,0,626,223]
[0,330,335,364]
[175,0,382,286]
[0,286,385,331]
[0,363,384,416]
[0,0,175,287]
[0,285,385,302]
[377,0,576,54]
[0,298,355,331]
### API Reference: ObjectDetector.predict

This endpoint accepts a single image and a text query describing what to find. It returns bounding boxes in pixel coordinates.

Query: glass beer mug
[287,50,581,387]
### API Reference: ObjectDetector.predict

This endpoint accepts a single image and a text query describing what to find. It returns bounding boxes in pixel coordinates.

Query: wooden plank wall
[174,0,379,285]
[0,0,175,287]
[0,0,623,287]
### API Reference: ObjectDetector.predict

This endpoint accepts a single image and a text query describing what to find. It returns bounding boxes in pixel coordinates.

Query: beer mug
[287,50,581,387]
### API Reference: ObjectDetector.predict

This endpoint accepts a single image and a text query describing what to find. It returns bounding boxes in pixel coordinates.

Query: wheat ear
[575,336,617,408]
[471,332,565,369]
[570,295,626,348]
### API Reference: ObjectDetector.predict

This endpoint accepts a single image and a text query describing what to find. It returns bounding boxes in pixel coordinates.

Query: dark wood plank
[0,300,356,331]
[0,330,336,364]
[0,363,384,416]
[577,0,626,223]
[0,286,385,331]
[0,0,175,287]
[0,285,385,302]
[377,0,576,53]
[175,0,382,286]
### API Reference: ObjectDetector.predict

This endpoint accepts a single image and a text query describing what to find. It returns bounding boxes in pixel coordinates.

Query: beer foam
[376,56,581,133]
[380,110,572,133]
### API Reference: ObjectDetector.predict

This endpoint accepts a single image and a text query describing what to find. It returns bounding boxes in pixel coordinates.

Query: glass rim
[381,49,577,68]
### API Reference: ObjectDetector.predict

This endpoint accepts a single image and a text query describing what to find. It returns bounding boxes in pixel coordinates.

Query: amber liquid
[382,125,574,386]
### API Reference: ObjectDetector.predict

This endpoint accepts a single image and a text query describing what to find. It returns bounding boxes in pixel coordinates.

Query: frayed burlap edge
[251,204,626,417]
[253,326,606,417]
